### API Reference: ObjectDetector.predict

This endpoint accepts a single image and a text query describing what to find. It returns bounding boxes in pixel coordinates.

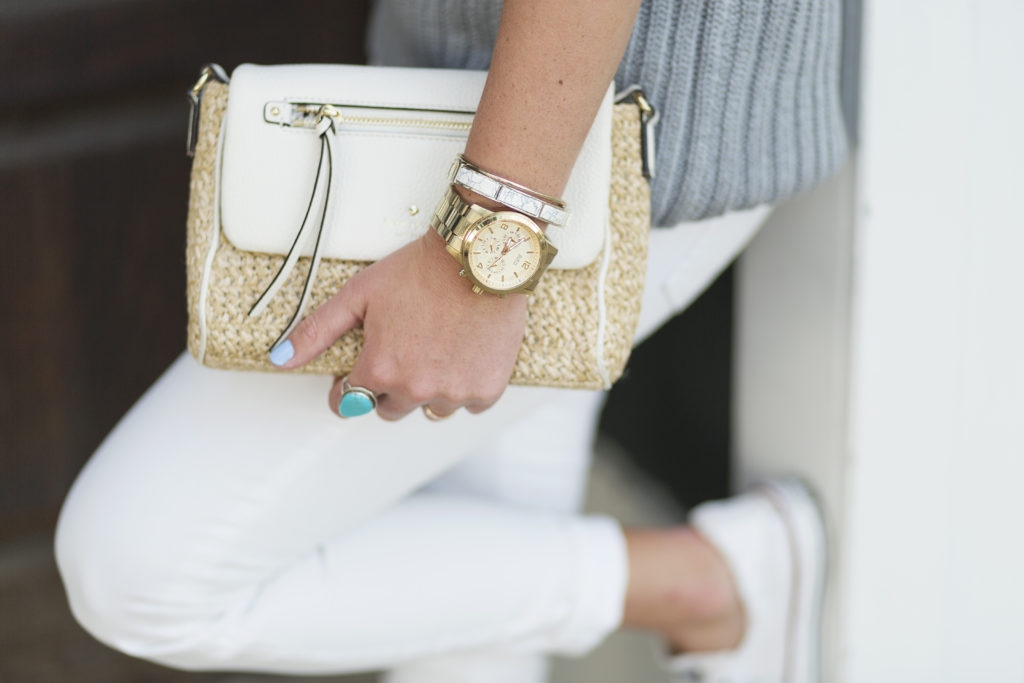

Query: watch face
[464,213,544,293]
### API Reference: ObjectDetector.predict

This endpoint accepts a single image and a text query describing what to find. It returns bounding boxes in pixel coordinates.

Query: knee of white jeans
[384,652,551,683]
[54,490,224,667]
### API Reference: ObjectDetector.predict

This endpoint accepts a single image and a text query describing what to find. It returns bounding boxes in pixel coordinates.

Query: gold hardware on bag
[615,86,659,179]
[262,100,474,135]
[631,90,654,118]
[186,64,230,157]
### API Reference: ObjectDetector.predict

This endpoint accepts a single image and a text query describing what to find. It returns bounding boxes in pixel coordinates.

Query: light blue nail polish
[338,392,375,418]
[269,340,294,367]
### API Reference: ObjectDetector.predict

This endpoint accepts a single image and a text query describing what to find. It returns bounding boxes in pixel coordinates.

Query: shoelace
[248,111,339,350]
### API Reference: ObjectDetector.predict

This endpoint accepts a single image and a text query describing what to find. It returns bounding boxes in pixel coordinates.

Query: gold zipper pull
[317,104,342,123]
[264,102,343,128]
[186,64,229,157]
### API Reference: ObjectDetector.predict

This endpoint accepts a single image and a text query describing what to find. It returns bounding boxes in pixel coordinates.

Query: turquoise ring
[338,377,377,419]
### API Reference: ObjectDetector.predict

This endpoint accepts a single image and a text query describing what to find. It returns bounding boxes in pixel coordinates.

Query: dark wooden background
[0,2,379,680]
[0,0,374,540]
[0,0,731,679]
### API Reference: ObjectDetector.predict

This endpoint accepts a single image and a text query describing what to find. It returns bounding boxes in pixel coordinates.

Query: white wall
[734,1,1024,681]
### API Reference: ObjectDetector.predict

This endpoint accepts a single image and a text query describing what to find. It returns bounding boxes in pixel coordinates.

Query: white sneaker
[665,478,828,683]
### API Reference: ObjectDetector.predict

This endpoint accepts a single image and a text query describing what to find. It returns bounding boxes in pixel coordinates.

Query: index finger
[268,278,367,370]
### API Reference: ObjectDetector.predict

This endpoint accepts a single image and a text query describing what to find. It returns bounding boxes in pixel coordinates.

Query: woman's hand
[271,229,528,420]
[272,0,642,421]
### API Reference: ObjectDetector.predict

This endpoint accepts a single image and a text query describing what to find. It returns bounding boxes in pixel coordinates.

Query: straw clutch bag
[185,63,655,389]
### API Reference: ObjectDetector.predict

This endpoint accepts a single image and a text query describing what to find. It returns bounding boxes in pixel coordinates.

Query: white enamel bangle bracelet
[449,155,571,227]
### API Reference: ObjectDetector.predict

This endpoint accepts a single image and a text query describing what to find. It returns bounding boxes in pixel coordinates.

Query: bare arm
[278,0,643,420]
[466,0,643,198]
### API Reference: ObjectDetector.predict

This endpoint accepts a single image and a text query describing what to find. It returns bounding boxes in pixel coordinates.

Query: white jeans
[55,207,768,680]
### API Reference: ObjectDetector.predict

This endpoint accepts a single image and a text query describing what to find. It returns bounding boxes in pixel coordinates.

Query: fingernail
[269,340,294,367]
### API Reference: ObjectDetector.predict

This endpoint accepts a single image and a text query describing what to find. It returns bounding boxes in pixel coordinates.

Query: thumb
[268,278,366,369]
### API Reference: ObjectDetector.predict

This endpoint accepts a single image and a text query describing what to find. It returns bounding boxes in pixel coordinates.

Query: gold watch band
[431,185,491,261]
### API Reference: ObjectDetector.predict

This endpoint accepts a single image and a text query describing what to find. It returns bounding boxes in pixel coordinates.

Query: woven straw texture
[186,81,650,389]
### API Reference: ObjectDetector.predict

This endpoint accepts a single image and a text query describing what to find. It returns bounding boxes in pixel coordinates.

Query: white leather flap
[220,63,612,269]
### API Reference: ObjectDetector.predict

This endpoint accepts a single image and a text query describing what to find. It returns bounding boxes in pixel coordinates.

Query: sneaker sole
[756,478,829,683]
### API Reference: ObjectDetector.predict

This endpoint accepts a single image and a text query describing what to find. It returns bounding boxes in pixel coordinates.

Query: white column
[734,1,1024,681]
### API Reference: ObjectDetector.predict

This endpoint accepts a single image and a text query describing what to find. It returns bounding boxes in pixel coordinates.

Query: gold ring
[422,405,453,422]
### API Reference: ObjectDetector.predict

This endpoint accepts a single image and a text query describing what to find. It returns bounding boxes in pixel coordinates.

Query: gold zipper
[264,101,474,134]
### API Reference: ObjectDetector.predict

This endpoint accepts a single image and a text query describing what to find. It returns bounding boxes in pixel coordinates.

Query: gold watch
[430,185,558,296]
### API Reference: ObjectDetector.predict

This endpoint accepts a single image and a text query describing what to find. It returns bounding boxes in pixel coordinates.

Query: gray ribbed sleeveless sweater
[368,0,848,227]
